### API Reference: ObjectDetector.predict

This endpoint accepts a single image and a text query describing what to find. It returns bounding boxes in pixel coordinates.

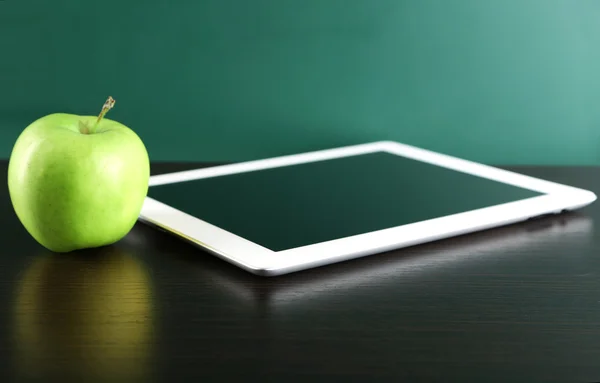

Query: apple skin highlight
[7,97,150,252]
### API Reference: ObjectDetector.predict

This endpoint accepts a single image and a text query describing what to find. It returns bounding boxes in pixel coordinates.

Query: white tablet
[139,141,596,276]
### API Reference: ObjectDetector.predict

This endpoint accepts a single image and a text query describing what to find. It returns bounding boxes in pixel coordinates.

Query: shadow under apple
[11,246,156,382]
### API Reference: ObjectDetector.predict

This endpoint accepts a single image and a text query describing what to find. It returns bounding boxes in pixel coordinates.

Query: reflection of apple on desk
[12,246,155,381]
[7,97,150,252]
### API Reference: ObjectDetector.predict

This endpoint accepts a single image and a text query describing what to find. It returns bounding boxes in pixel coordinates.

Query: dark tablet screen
[148,151,543,251]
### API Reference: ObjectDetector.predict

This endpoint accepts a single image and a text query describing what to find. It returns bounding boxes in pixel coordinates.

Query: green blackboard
[1,0,599,164]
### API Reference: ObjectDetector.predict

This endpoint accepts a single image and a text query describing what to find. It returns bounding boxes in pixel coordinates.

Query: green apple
[8,97,150,252]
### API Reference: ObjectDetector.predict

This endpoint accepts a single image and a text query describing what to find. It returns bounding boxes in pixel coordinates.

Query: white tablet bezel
[139,141,597,276]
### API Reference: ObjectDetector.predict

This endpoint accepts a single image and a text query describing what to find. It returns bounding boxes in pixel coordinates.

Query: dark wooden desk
[1,161,600,382]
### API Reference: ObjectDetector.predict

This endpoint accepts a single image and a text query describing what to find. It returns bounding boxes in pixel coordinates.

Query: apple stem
[92,96,116,133]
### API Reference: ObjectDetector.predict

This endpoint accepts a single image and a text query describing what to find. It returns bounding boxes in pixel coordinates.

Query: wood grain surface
[0,161,599,382]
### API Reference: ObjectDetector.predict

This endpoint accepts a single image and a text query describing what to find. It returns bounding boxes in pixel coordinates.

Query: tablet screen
[147,151,543,251]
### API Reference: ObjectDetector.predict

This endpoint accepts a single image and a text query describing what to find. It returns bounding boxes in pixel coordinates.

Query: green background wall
[1,0,599,165]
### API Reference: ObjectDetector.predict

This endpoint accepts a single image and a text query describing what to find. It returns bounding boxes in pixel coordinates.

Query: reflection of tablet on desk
[139,141,596,276]
[194,214,593,308]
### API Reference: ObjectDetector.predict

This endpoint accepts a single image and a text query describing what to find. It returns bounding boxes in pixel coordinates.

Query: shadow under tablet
[131,211,593,311]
